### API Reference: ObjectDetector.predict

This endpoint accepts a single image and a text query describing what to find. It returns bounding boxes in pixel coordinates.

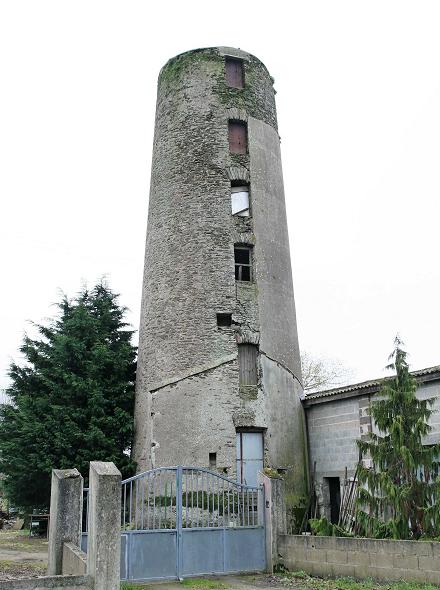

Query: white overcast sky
[1,1,439,390]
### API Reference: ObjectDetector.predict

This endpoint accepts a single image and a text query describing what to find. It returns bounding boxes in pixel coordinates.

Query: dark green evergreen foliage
[0,283,136,510]
[356,337,440,539]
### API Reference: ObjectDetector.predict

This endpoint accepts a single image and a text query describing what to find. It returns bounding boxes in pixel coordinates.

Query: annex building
[304,365,440,524]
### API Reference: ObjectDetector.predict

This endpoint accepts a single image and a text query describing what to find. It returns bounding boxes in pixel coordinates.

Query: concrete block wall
[279,534,440,584]
[307,398,361,478]
[306,397,362,518]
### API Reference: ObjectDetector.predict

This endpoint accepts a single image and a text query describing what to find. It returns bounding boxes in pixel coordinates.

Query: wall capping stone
[217,47,251,61]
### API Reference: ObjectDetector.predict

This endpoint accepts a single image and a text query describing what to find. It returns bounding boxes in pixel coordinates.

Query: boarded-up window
[225,58,244,88]
[228,121,247,154]
[238,344,258,385]
[234,245,252,281]
[231,185,250,216]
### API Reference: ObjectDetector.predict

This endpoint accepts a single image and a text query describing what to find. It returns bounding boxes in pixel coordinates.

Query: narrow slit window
[234,245,252,282]
[231,184,250,217]
[228,121,247,154]
[225,57,244,88]
[238,344,258,386]
[209,452,217,469]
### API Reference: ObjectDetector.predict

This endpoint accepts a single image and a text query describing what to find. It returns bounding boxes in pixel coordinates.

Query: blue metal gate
[82,466,266,582]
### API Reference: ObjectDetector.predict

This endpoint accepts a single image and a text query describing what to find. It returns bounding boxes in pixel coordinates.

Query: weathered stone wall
[279,534,440,584]
[134,47,306,498]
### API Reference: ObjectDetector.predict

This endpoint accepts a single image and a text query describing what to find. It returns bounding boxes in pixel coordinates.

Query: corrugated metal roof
[304,364,440,401]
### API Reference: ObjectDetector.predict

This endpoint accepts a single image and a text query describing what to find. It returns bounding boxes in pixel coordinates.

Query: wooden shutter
[228,121,247,154]
[238,344,258,385]
[225,58,244,88]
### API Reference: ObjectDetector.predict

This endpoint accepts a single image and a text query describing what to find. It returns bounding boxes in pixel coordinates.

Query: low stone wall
[279,534,440,584]
[0,575,91,590]
[62,543,87,576]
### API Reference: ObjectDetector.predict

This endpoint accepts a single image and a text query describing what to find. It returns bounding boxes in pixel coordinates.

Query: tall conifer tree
[357,337,440,539]
[0,282,136,509]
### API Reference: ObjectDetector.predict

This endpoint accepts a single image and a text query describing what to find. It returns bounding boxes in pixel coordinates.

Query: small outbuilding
[303,365,440,523]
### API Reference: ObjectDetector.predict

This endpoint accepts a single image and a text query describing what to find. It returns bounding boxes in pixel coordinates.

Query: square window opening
[217,313,232,327]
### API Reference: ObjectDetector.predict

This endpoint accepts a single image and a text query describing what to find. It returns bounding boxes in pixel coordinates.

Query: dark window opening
[228,121,247,154]
[234,245,252,281]
[209,452,217,469]
[238,343,258,386]
[217,313,232,327]
[225,57,244,88]
[327,477,341,524]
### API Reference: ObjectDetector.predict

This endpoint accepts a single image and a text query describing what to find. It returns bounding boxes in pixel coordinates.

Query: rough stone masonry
[133,47,307,502]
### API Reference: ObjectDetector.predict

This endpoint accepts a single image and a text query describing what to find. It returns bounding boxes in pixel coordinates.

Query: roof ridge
[304,363,440,400]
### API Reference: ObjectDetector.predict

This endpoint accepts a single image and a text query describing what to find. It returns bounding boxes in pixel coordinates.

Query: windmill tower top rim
[159,47,272,80]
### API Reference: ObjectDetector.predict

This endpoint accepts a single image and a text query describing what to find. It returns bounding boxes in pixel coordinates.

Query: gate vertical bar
[176,466,183,579]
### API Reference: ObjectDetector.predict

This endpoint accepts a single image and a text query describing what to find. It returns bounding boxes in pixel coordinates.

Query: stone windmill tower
[134,47,307,498]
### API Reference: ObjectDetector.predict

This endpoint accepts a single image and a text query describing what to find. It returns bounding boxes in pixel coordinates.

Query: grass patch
[0,560,45,570]
[120,583,152,590]
[0,529,48,552]
[274,573,440,590]
[181,579,229,589]
[0,559,46,581]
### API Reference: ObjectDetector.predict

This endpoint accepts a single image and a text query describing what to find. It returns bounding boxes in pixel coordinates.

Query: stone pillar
[48,468,83,575]
[87,461,121,590]
[259,472,287,572]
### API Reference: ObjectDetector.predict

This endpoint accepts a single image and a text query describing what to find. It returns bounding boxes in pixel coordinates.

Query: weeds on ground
[273,571,440,590]
[0,529,48,552]
[181,578,229,589]
[120,583,152,590]
[0,559,46,581]
[120,580,228,590]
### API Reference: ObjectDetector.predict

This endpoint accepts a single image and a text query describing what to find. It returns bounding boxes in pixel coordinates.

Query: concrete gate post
[48,468,83,575]
[258,472,287,573]
[87,461,121,590]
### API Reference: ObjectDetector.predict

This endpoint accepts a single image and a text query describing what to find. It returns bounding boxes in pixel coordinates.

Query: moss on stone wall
[211,54,277,130]
[159,48,220,90]
[159,47,277,130]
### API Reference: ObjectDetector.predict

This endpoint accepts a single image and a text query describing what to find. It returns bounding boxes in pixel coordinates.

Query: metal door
[236,432,264,487]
